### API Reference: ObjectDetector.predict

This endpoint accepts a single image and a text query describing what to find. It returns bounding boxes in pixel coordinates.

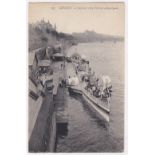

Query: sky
[29,3,125,37]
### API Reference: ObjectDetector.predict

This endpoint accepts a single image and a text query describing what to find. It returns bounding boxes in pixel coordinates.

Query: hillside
[29,20,75,51]
[29,20,124,51]
[72,30,124,43]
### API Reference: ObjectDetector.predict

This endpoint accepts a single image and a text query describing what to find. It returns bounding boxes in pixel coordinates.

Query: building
[46,46,54,60]
[53,43,62,54]
[35,47,47,60]
[38,60,52,74]
[29,51,38,71]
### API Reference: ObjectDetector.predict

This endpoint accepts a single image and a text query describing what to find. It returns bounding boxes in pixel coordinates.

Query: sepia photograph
[28,2,125,153]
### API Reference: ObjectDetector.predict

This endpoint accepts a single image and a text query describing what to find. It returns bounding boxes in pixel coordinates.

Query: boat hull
[68,86,110,122]
[68,87,82,95]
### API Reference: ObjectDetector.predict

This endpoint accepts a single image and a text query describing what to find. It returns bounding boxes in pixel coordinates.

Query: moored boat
[68,84,110,122]
[67,53,112,122]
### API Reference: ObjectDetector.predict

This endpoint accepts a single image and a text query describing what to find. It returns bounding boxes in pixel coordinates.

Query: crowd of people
[66,56,112,101]
[78,66,112,100]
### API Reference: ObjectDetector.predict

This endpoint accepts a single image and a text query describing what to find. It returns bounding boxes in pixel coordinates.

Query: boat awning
[100,75,112,88]
[69,77,79,86]
[81,54,88,61]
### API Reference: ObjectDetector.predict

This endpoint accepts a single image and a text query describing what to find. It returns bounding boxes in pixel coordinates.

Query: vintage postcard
[28,2,125,153]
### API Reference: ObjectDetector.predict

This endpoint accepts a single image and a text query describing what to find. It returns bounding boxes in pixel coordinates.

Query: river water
[56,41,124,152]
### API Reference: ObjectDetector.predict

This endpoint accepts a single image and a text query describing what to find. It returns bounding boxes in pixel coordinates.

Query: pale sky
[29,3,124,36]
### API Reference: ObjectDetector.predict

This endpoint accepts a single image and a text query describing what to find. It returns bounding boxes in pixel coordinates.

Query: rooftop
[52,53,64,57]
[29,52,35,66]
[38,60,51,66]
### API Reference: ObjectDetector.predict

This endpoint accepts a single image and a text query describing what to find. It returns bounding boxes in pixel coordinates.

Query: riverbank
[28,43,70,152]
[29,92,54,152]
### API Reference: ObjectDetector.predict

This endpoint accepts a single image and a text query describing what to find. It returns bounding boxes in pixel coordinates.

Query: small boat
[68,84,110,122]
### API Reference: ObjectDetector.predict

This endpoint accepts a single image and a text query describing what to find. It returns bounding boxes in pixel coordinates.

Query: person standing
[68,76,71,85]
